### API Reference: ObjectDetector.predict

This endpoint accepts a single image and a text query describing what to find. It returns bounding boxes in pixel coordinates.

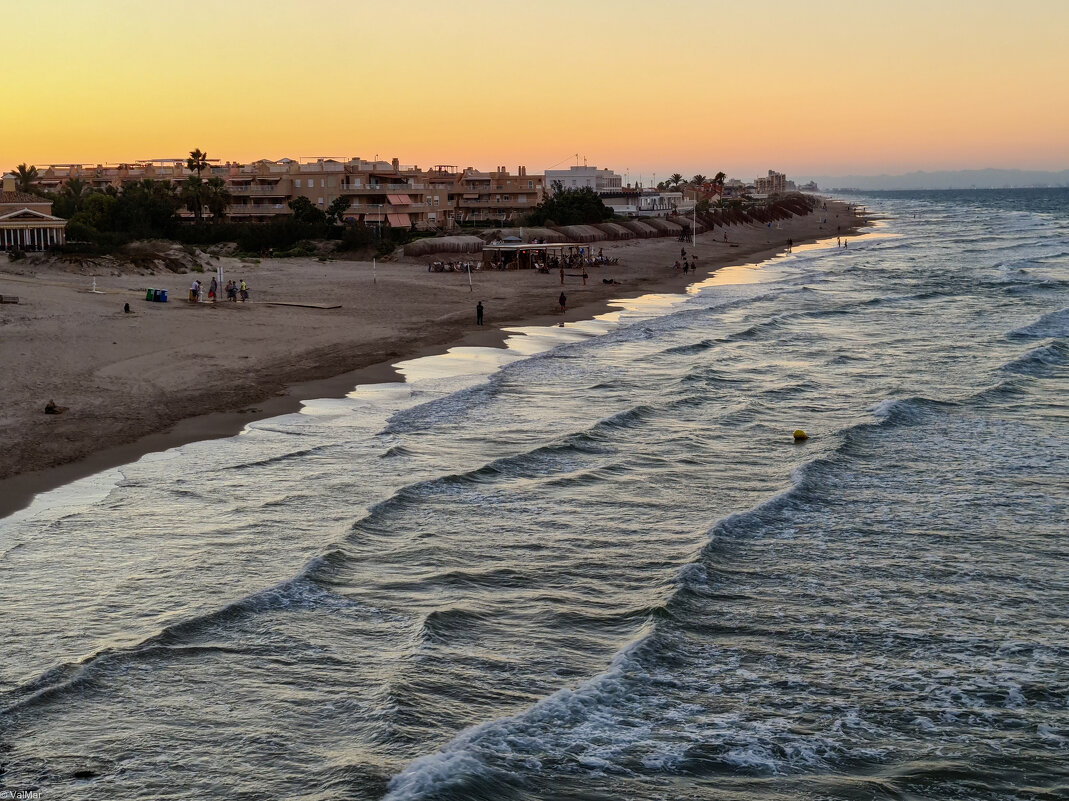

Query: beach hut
[620,220,658,238]
[551,225,603,243]
[404,235,486,257]
[644,218,683,236]
[594,222,634,240]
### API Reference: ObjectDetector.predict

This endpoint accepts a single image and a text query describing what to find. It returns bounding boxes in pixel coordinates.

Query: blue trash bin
[159,289,168,302]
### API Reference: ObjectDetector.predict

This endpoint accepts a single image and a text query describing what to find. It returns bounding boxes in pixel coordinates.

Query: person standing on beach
[209,276,217,303]
[476,301,484,325]
[239,279,248,302]
[558,291,567,312]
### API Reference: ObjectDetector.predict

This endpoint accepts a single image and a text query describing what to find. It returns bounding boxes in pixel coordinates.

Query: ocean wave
[0,552,355,718]
[1007,307,1069,339]
[220,444,334,471]
[999,340,1069,377]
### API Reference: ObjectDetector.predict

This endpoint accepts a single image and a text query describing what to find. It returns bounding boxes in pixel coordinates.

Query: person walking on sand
[476,300,484,325]
[209,276,217,303]
[240,279,249,302]
[558,291,567,313]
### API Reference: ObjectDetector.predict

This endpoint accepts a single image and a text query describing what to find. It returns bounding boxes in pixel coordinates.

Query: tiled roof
[0,191,51,205]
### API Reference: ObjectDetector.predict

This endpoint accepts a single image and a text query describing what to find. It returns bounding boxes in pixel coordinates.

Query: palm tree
[184,149,210,224]
[692,174,707,186]
[14,163,40,194]
[64,176,87,203]
[204,176,231,223]
[713,171,726,186]
[669,173,684,189]
[186,148,209,178]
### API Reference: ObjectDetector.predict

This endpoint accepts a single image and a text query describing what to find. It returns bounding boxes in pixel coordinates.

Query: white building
[544,165,622,194]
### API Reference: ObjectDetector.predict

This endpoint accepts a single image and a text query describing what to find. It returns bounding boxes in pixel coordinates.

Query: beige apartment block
[754,170,787,195]
[454,166,544,225]
[31,156,546,229]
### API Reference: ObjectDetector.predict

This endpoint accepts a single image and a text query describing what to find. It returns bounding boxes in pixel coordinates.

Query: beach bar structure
[480,242,590,270]
[0,174,67,251]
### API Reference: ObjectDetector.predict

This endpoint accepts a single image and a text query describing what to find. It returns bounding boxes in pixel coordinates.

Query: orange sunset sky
[3,0,1067,181]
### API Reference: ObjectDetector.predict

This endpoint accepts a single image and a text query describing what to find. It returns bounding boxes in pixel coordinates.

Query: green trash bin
[146,288,154,301]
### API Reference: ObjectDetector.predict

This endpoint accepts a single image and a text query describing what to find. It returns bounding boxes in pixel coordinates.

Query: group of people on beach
[189,277,248,303]
[673,246,699,274]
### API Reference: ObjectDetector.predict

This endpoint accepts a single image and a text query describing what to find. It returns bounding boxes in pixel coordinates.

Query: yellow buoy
[793,430,809,441]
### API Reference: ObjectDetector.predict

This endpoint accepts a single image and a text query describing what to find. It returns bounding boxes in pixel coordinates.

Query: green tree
[713,171,726,186]
[669,173,684,189]
[114,179,180,235]
[14,163,40,194]
[526,182,613,226]
[181,176,205,224]
[692,174,707,186]
[325,195,350,226]
[695,198,711,213]
[288,195,326,224]
[52,177,88,218]
[204,176,232,223]
[70,191,117,232]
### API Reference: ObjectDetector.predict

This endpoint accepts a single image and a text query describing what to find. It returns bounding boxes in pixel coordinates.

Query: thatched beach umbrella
[404,235,486,257]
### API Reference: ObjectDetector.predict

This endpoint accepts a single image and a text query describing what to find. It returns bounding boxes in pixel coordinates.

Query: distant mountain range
[799,169,1069,191]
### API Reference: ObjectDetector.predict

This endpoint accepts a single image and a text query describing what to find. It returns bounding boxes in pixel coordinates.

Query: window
[503,195,510,202]
[295,179,301,188]
[318,197,324,205]
[320,179,325,188]
[433,196,439,206]
[528,181,533,188]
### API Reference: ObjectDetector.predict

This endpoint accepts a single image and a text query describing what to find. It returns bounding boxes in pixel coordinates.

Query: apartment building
[32,157,546,229]
[544,165,622,194]
[754,170,787,195]
[453,166,544,224]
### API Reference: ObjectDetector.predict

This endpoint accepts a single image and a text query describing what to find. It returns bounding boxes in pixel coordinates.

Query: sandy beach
[0,200,866,516]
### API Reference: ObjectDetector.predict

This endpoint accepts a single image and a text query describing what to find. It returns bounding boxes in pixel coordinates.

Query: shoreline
[0,202,869,519]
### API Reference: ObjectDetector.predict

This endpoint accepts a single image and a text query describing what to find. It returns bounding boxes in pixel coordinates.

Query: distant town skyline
[4,0,1067,178]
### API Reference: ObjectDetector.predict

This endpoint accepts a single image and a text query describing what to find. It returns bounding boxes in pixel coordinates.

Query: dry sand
[0,201,866,516]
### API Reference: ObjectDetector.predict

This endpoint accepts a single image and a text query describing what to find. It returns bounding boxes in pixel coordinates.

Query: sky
[3,0,1067,182]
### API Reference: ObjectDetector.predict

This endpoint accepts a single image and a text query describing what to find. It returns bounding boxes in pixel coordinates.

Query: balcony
[228,204,289,215]
[346,202,429,213]
[227,184,288,195]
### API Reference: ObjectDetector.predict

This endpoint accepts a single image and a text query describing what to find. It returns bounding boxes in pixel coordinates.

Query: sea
[1,189,1066,800]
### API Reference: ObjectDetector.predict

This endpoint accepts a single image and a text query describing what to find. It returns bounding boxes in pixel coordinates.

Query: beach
[0,201,864,516]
